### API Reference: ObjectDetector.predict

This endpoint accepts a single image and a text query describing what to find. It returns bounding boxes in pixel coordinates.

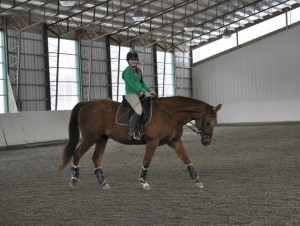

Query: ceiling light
[222,28,232,39]
[59,0,77,7]
[132,8,146,22]
[183,19,195,32]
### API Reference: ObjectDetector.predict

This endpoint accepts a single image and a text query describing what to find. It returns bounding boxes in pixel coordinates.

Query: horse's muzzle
[201,135,211,146]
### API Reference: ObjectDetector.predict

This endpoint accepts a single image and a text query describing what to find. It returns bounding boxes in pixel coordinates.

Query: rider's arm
[122,68,148,94]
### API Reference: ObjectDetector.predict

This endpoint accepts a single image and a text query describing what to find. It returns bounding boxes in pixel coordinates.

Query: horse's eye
[205,122,211,126]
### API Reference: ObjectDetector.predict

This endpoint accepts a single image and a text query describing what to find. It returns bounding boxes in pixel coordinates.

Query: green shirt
[122,66,152,94]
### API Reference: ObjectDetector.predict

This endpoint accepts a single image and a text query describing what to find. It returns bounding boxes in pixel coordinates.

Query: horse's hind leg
[168,138,204,189]
[69,140,94,188]
[92,135,110,190]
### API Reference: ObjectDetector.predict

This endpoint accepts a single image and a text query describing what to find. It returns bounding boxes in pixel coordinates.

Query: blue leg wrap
[187,164,199,181]
[139,167,148,183]
[71,165,80,181]
[94,168,106,186]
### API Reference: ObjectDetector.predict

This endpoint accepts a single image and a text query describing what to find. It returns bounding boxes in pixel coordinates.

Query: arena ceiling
[0,0,299,51]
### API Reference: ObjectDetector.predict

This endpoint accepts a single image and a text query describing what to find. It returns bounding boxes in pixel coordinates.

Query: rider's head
[126,51,139,67]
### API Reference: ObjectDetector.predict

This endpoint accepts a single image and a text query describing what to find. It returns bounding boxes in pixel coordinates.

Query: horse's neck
[156,96,209,122]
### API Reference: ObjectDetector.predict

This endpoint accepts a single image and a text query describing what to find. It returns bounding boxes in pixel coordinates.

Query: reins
[184,121,203,135]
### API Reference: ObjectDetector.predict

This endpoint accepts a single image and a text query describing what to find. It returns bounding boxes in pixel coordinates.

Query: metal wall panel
[135,46,156,91]
[80,39,109,100]
[175,51,192,97]
[192,24,300,123]
[7,30,47,111]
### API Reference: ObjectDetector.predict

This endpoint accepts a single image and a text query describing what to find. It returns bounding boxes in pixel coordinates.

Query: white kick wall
[192,24,300,124]
[0,111,70,150]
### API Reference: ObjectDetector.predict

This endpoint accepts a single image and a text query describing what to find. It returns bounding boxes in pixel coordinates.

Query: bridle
[186,115,214,137]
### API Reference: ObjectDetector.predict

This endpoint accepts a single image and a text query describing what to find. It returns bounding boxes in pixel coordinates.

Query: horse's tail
[58,102,85,171]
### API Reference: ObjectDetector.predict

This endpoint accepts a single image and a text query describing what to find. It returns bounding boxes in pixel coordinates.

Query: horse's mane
[155,95,212,108]
[101,96,212,111]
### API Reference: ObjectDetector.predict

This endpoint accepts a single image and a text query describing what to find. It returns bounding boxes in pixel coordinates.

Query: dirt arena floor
[1,123,300,226]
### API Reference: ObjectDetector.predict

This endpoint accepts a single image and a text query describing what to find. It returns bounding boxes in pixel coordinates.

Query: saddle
[115,95,153,132]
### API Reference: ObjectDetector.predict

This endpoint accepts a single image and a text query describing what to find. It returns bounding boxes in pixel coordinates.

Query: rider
[122,50,155,141]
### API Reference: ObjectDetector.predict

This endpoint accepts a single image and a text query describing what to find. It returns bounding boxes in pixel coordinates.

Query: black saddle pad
[115,100,153,126]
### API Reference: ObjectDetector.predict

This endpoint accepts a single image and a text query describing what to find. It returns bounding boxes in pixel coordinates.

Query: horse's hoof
[194,182,204,189]
[69,179,78,188]
[141,182,151,190]
[102,183,110,190]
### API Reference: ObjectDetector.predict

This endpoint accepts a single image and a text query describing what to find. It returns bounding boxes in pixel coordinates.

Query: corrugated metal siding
[7,30,47,111]
[135,46,156,90]
[80,39,109,100]
[192,24,300,123]
[175,51,192,97]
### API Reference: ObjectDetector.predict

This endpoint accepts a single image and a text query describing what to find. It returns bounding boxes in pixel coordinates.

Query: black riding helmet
[126,51,139,61]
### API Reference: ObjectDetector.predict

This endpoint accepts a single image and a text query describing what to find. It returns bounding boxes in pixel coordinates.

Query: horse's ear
[214,104,222,112]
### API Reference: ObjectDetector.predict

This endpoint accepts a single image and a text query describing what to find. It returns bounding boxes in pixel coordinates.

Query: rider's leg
[128,112,141,140]
[125,94,143,140]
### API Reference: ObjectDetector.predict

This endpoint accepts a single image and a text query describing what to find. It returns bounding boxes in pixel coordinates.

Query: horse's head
[195,104,222,146]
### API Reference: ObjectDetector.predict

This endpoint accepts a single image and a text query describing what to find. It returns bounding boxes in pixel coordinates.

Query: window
[110,45,130,102]
[193,34,237,62]
[48,38,79,110]
[157,51,174,97]
[287,6,300,25]
[238,14,286,44]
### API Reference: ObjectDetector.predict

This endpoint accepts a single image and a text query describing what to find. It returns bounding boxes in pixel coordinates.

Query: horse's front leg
[168,138,204,189]
[139,140,159,190]
[92,136,110,190]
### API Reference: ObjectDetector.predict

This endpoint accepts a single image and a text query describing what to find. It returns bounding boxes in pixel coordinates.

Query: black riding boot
[128,112,141,141]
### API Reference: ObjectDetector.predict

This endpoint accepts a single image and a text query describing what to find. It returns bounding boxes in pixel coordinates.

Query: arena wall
[0,111,70,150]
[192,24,300,123]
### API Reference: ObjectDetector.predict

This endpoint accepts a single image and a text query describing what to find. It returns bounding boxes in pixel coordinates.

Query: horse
[58,96,222,190]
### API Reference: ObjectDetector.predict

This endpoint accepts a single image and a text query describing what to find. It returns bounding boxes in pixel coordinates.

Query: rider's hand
[145,92,152,97]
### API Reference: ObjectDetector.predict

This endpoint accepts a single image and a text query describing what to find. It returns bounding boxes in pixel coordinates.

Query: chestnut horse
[58,96,221,190]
